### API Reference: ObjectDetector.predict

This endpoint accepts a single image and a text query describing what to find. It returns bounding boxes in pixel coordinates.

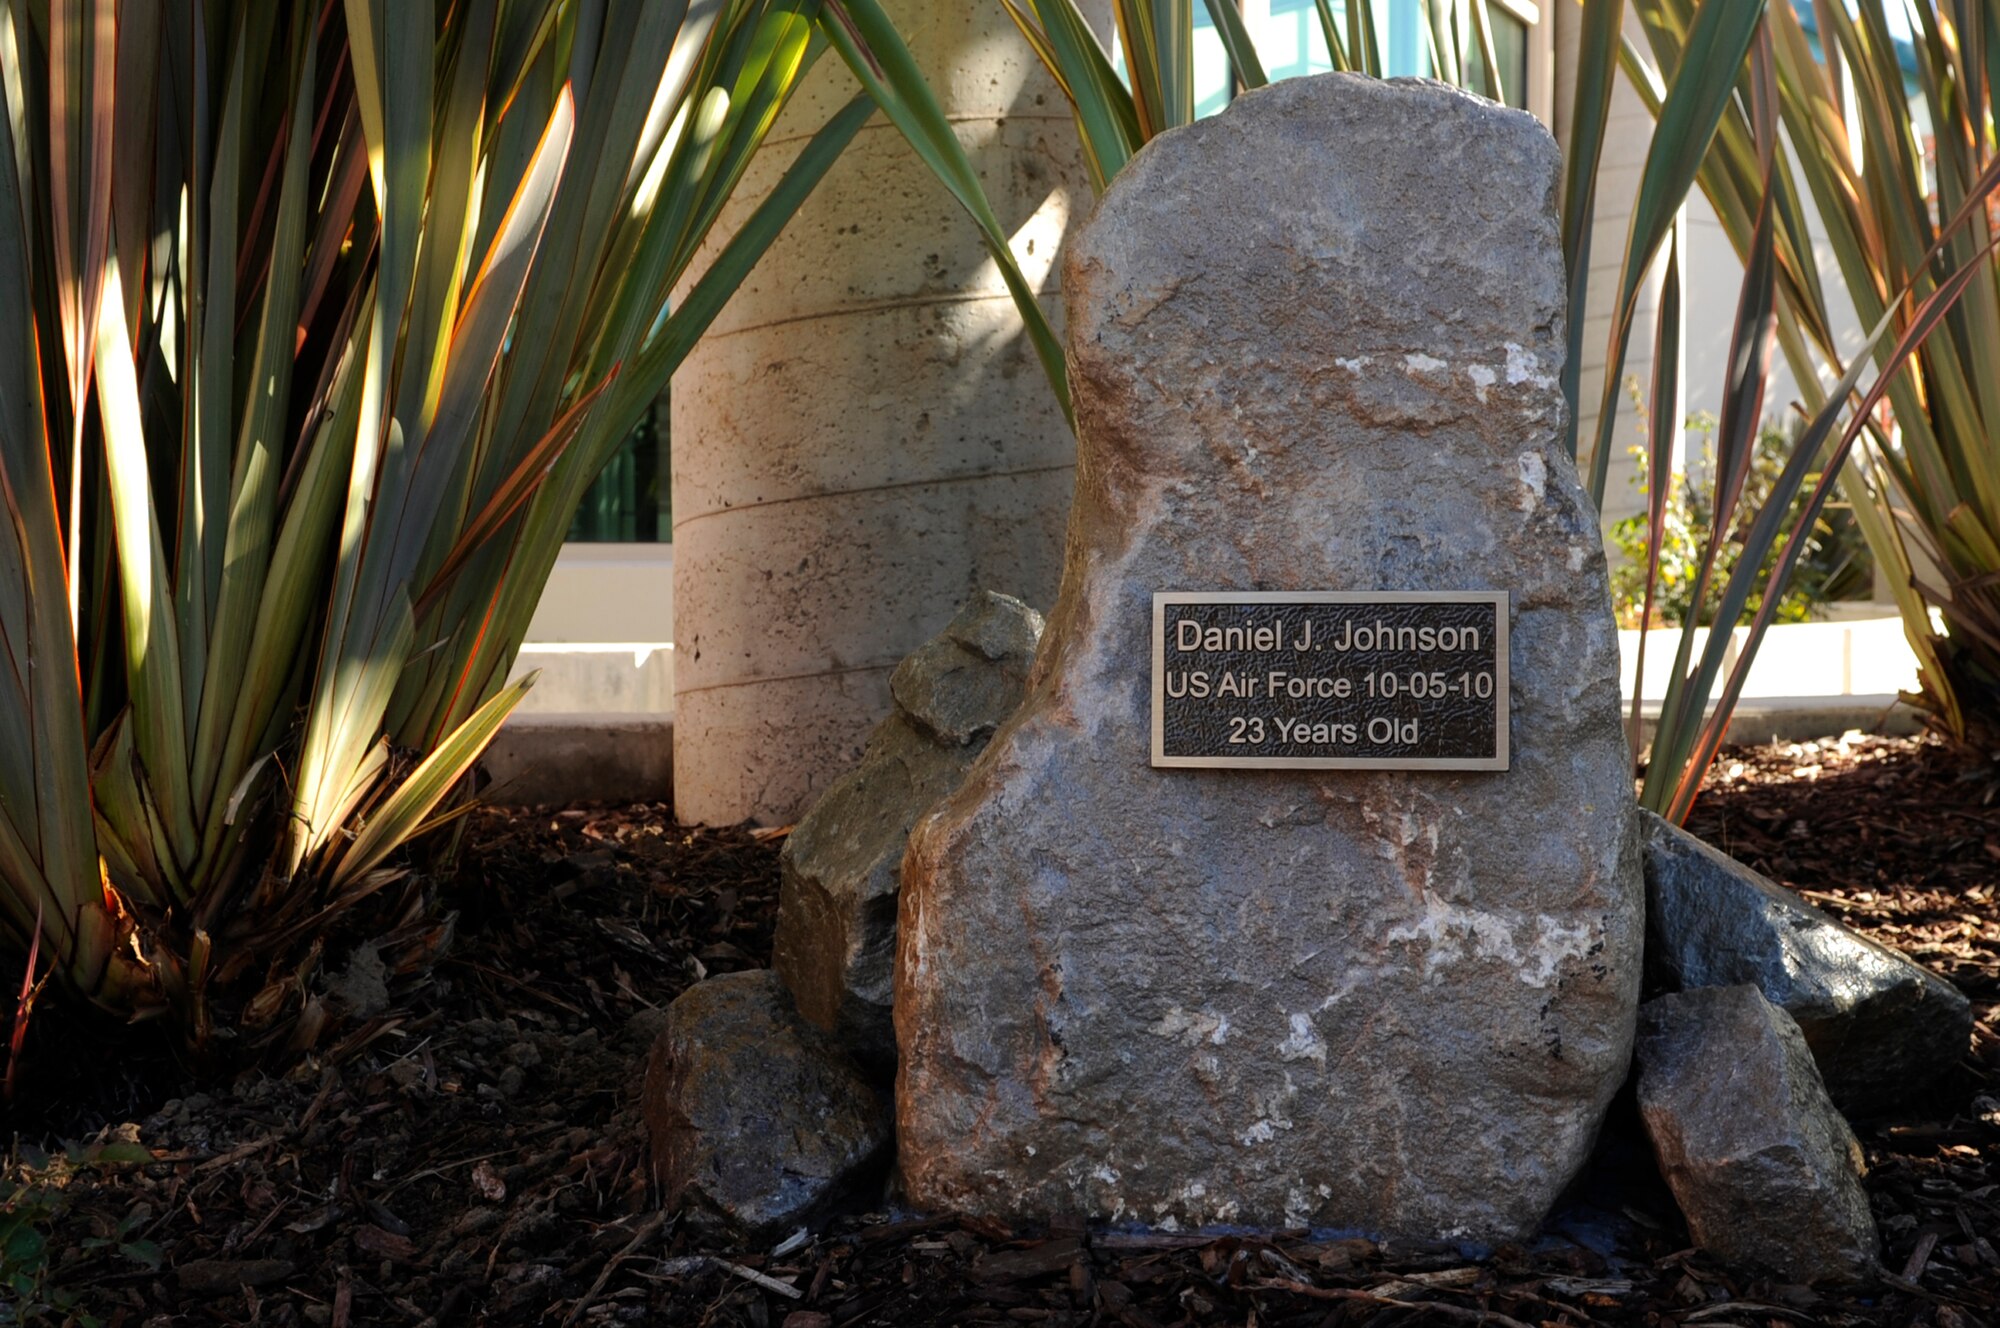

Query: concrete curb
[481,713,673,806]
[1635,694,1923,747]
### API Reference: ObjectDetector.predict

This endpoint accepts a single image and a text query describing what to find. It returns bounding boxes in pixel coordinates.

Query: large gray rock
[643,970,889,1238]
[774,592,1043,1070]
[1641,811,1971,1115]
[1636,986,1879,1284]
[893,75,1643,1242]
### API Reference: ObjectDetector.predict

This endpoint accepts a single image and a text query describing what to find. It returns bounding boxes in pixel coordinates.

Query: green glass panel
[568,396,670,542]
[1480,7,1530,110]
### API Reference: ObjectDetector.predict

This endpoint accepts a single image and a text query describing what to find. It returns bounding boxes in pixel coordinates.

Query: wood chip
[175,1259,296,1294]
[976,1237,1082,1283]
[657,1254,803,1299]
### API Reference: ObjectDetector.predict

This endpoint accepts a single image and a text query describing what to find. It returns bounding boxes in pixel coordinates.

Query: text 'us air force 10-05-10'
[1151,591,1509,770]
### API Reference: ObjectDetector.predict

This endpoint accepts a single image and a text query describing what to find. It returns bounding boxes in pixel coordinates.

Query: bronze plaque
[1151,591,1509,770]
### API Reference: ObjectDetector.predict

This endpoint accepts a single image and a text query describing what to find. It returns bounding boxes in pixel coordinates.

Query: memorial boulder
[894,75,1644,1243]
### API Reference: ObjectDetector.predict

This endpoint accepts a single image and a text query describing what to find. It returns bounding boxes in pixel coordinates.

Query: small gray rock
[1640,810,1971,1115]
[323,942,390,1019]
[890,592,1045,746]
[642,970,888,1239]
[774,591,1042,1070]
[1636,986,1879,1285]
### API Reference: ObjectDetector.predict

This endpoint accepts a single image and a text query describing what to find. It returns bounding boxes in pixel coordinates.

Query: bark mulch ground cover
[1,733,1995,1327]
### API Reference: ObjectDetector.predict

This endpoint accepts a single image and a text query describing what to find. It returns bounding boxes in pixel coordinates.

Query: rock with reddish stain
[1636,985,1879,1284]
[893,74,1642,1243]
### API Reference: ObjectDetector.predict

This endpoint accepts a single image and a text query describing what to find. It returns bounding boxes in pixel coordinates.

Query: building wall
[1555,4,1666,529]
[1556,5,1871,543]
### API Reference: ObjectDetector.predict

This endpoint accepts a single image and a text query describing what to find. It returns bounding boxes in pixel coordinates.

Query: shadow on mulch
[0,735,1993,1327]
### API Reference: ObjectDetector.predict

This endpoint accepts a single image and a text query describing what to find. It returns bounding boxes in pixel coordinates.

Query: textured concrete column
[669,4,1105,826]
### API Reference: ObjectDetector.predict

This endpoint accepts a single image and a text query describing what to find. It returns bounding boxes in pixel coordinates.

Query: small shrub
[1609,414,1873,629]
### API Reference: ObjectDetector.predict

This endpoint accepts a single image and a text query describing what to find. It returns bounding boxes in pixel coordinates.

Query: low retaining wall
[477,698,1923,811]
[481,714,674,807]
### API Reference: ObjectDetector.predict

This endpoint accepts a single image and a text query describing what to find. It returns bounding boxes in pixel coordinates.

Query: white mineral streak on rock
[1517,451,1547,512]
[1285,1186,1313,1227]
[1384,895,1597,986]
[1336,355,1370,373]
[1404,352,1447,374]
[1467,364,1497,401]
[1317,975,1363,1011]
[1149,1005,1230,1045]
[1504,341,1556,388]
[1277,1012,1329,1065]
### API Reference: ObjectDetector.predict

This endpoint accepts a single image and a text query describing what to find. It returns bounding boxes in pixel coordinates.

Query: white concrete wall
[509,544,674,715]
[1620,614,1917,702]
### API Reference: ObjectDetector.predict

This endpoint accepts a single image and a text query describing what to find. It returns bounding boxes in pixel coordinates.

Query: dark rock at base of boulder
[773,591,1043,1071]
[1636,986,1879,1285]
[643,970,889,1239]
[1640,810,1972,1115]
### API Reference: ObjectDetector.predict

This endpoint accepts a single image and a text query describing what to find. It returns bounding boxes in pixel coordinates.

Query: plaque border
[1150,590,1511,772]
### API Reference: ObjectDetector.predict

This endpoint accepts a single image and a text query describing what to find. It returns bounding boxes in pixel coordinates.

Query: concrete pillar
[669,5,1106,826]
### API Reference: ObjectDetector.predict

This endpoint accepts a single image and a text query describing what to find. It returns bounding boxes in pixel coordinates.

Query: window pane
[1194,16,1232,117]
[1476,7,1530,110]
[1240,1,1334,82]
[1178,3,1546,117]
[1383,0,1426,77]
[1222,1,1427,84]
[568,398,670,542]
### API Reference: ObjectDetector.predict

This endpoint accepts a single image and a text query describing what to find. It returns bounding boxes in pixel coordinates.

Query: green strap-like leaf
[820,0,1071,422]
[1003,0,1139,191]
[1585,0,1766,504]
[1626,220,1682,756]
[1203,0,1268,91]
[189,22,316,815]
[0,7,97,965]
[1314,0,1352,73]
[1558,0,1625,462]
[331,670,537,891]
[424,89,876,743]
[93,261,198,874]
